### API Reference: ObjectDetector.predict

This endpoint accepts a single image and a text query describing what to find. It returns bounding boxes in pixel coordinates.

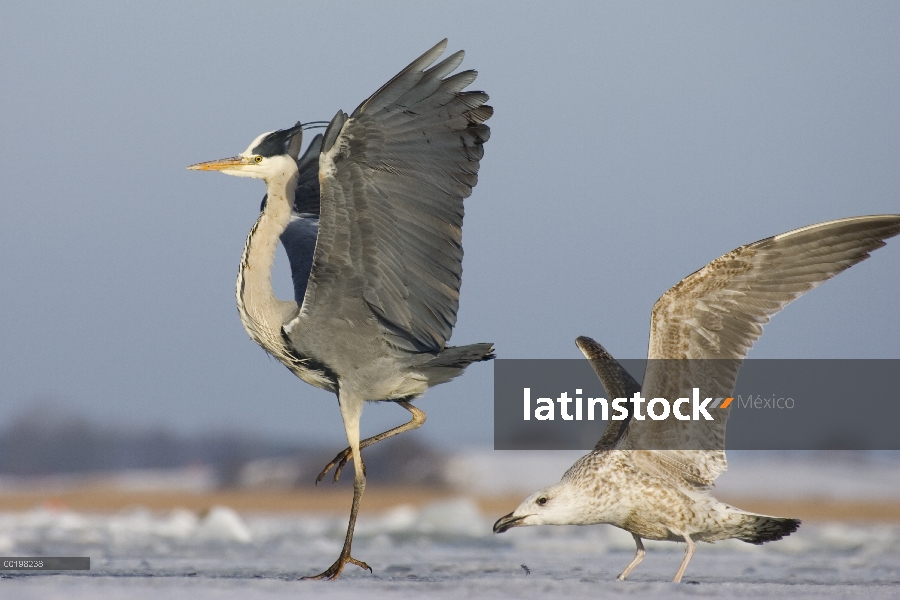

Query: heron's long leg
[672,534,696,583]
[616,534,645,580]
[303,394,371,580]
[317,401,426,484]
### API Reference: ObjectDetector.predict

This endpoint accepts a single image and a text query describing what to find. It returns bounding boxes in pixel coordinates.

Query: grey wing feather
[307,40,492,352]
[281,215,319,305]
[626,215,900,487]
[292,133,323,215]
[574,336,641,450]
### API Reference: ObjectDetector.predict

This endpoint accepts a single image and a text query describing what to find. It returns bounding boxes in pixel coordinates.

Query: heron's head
[188,123,303,181]
[493,482,584,533]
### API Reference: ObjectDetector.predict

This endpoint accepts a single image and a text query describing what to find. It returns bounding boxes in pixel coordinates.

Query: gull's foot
[316,447,352,484]
[302,555,371,580]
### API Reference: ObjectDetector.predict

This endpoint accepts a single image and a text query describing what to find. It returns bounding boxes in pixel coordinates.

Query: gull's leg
[616,533,645,580]
[672,534,696,583]
[303,393,371,580]
[317,401,426,484]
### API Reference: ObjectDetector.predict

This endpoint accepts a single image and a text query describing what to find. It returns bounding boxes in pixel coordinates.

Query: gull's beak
[493,511,527,534]
[187,156,246,171]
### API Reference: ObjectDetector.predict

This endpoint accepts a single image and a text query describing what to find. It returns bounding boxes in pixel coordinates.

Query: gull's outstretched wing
[297,40,492,353]
[575,336,641,450]
[623,215,900,487]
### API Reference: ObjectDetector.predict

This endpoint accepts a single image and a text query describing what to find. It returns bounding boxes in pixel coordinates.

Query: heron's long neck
[236,174,297,354]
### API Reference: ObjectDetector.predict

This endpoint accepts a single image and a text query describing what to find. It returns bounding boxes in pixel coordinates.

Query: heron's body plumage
[190,40,493,578]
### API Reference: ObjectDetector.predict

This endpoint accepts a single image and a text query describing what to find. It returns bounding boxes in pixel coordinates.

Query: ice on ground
[2,453,900,598]
[2,498,899,560]
[195,507,251,543]
[356,498,487,539]
[0,516,898,599]
[0,500,899,600]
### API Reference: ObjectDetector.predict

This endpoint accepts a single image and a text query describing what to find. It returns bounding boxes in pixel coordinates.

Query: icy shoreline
[2,453,899,598]
[1,500,898,599]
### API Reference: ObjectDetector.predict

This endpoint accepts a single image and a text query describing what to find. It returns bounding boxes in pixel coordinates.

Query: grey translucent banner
[0,557,90,570]
[494,359,900,450]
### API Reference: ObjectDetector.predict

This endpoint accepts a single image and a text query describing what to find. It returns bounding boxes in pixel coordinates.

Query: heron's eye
[537,497,548,506]
[254,155,263,163]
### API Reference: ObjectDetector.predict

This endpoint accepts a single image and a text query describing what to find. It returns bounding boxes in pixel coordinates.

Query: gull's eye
[254,155,263,163]
[537,497,548,506]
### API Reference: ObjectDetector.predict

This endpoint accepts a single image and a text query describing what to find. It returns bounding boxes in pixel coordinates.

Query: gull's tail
[735,514,801,545]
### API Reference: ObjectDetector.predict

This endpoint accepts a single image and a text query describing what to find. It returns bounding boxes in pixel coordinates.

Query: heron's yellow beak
[187,156,247,171]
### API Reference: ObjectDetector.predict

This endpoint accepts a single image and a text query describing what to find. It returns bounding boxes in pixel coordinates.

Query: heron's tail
[735,514,801,545]
[424,343,495,367]
[417,343,494,386]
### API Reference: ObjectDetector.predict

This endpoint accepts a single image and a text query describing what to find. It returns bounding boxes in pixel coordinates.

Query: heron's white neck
[236,164,299,354]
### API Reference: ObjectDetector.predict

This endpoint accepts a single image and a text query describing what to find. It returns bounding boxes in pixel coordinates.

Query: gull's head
[188,123,304,181]
[493,483,583,533]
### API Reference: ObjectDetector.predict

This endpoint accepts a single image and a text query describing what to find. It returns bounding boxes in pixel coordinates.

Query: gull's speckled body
[558,450,782,544]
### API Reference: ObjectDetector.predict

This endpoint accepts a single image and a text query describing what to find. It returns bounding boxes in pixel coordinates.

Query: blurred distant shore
[2,405,898,522]
[1,484,899,523]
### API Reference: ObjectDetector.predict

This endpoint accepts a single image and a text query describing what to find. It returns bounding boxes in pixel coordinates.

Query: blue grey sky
[1,2,897,448]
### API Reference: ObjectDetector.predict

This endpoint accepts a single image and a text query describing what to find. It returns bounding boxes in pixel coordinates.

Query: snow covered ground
[1,499,899,599]
[2,452,899,598]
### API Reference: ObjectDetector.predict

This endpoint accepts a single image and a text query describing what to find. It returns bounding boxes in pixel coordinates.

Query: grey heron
[494,215,900,582]
[189,40,493,579]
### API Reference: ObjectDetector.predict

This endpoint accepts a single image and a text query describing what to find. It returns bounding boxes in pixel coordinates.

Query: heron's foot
[316,447,368,484]
[316,447,352,484]
[301,554,371,580]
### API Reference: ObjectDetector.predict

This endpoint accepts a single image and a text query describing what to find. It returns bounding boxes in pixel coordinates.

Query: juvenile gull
[494,215,900,582]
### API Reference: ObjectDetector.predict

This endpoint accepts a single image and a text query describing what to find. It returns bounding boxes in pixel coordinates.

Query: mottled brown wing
[623,215,900,486]
[575,336,642,450]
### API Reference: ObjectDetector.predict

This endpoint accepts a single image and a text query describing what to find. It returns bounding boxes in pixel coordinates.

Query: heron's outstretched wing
[574,337,641,450]
[301,40,492,352]
[292,133,323,216]
[623,215,900,487]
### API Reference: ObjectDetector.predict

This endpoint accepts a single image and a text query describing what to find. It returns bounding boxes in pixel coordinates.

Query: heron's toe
[301,554,371,580]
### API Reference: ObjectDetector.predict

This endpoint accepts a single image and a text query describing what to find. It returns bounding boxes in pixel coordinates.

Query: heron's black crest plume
[252,123,305,157]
